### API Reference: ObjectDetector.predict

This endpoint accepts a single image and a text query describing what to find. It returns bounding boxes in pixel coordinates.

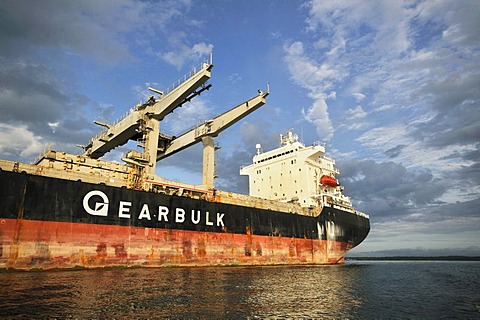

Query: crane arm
[83,62,213,159]
[156,90,269,161]
[148,63,213,121]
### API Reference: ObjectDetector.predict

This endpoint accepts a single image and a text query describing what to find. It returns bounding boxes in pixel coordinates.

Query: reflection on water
[246,265,365,318]
[0,265,364,319]
[0,262,479,319]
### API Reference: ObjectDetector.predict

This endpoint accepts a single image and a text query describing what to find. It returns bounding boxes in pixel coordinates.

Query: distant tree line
[347,256,480,261]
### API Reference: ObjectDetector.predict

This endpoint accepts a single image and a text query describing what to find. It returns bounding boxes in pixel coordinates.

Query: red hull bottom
[0,219,351,270]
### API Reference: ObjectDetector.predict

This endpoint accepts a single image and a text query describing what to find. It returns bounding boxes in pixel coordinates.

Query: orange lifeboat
[320,175,338,187]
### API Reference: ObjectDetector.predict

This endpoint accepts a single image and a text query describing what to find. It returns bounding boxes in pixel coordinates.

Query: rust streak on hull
[0,219,352,270]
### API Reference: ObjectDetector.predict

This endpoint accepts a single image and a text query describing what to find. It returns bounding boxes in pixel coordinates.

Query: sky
[1,0,479,255]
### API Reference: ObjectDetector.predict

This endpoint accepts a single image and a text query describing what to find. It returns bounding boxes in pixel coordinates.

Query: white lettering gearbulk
[205,211,213,226]
[217,213,225,227]
[138,204,151,220]
[83,190,227,228]
[191,210,201,224]
[175,208,185,223]
[118,201,131,218]
[158,206,169,222]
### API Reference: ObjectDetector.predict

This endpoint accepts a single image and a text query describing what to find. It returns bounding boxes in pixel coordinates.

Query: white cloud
[416,0,480,48]
[373,104,394,112]
[192,42,213,56]
[0,123,45,157]
[48,122,59,133]
[302,0,479,167]
[283,41,341,140]
[227,73,242,84]
[345,106,367,120]
[0,0,194,65]
[283,41,344,91]
[326,37,346,57]
[356,122,478,186]
[300,94,333,140]
[162,97,214,134]
[356,126,409,156]
[337,105,369,131]
[132,82,162,102]
[160,42,213,70]
[306,0,412,56]
[352,92,366,102]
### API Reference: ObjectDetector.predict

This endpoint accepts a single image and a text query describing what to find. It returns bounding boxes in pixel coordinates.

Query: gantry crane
[82,55,269,190]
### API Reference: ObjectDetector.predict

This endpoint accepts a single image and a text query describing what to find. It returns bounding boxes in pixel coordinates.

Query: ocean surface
[1,261,479,319]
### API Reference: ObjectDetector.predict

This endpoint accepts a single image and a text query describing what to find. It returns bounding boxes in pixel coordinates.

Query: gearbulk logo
[82,190,225,227]
[83,190,109,216]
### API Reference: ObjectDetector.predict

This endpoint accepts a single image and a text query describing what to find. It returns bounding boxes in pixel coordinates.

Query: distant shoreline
[347,256,480,261]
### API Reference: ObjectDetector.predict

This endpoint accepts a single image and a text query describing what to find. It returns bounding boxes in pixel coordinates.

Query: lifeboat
[320,175,338,187]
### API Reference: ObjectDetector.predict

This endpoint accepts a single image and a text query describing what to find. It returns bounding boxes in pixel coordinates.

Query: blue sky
[1,0,479,255]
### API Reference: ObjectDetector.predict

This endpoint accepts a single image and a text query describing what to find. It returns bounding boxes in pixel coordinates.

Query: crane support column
[202,136,215,189]
[143,118,160,178]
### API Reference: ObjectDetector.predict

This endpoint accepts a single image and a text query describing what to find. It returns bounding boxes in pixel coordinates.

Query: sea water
[1,261,479,319]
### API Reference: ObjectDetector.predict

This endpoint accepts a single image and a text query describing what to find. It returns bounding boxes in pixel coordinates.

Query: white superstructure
[240,129,354,210]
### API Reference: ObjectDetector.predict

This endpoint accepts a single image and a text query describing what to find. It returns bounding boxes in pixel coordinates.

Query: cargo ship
[0,57,369,270]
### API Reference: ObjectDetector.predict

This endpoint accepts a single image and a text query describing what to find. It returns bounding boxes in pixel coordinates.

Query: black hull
[0,170,370,269]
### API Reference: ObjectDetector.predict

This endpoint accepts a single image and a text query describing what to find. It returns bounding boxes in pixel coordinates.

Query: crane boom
[84,61,213,159]
[81,54,269,190]
[156,90,269,161]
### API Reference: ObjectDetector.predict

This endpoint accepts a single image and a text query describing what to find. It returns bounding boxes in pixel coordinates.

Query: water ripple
[0,261,479,319]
